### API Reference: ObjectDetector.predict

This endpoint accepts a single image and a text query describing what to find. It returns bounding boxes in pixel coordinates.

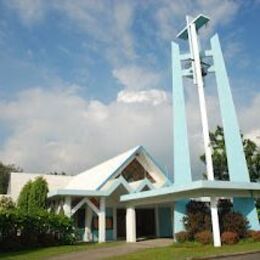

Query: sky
[0,0,259,180]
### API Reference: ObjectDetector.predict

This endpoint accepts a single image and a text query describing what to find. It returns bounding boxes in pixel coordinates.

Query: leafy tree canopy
[200,126,260,182]
[17,177,49,213]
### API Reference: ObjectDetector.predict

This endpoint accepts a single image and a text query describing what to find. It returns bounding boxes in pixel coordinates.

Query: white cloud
[0,85,258,180]
[2,0,258,181]
[113,65,161,90]
[117,89,168,105]
[6,0,136,63]
[0,86,172,176]
[54,0,137,63]
[155,0,241,40]
[239,93,260,146]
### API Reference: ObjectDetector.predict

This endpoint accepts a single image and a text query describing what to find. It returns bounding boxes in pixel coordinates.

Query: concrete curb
[190,250,260,259]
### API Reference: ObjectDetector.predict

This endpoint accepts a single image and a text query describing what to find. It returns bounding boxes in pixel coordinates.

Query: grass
[0,241,123,260]
[1,240,259,260]
[112,240,260,260]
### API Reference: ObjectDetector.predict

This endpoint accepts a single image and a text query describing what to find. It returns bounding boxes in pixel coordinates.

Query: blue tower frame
[172,15,259,236]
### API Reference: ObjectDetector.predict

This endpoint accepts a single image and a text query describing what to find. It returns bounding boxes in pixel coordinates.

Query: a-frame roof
[65,145,169,191]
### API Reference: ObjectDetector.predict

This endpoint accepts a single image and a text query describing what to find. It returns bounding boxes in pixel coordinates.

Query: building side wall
[8,172,72,201]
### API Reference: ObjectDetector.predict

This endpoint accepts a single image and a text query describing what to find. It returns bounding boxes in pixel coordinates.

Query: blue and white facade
[8,145,175,242]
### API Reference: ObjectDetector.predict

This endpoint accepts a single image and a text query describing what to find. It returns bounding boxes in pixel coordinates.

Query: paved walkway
[49,239,173,260]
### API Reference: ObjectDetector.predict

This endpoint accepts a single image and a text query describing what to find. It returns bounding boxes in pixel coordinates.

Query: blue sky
[0,0,259,180]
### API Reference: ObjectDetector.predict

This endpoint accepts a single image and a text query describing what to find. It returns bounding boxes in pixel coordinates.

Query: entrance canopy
[120,180,260,206]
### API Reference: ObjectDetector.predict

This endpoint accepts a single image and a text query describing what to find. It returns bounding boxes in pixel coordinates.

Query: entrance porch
[71,200,173,242]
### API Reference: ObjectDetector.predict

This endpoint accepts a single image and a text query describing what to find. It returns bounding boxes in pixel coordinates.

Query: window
[119,159,155,183]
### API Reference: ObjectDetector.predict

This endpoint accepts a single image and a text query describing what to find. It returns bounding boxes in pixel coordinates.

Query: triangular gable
[66,146,141,191]
[66,145,170,191]
[98,146,170,190]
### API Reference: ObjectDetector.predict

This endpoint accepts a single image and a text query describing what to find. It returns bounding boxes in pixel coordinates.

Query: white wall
[8,172,72,201]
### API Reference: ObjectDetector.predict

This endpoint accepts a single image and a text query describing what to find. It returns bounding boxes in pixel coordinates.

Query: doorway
[136,208,156,238]
[116,208,156,240]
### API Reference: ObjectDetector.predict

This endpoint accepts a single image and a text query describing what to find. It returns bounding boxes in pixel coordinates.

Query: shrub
[218,199,232,216]
[194,230,212,245]
[221,212,248,238]
[251,231,260,241]
[0,196,15,211]
[221,231,239,245]
[0,210,76,252]
[175,231,189,243]
[183,200,249,240]
[183,201,211,239]
[246,230,256,238]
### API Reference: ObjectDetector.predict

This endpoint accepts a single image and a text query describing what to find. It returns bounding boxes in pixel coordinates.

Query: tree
[0,162,22,194]
[28,177,49,212]
[200,126,260,182]
[17,180,33,212]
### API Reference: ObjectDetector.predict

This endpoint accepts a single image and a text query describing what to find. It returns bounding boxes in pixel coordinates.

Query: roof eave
[120,180,260,205]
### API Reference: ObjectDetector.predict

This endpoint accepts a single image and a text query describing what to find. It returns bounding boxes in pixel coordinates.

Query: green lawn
[1,240,259,260]
[0,241,122,260]
[112,240,260,260]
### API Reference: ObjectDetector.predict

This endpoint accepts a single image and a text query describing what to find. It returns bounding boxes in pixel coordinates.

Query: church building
[4,14,260,247]
[8,145,173,243]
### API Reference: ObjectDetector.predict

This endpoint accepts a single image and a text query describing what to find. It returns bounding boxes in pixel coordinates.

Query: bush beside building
[0,178,76,252]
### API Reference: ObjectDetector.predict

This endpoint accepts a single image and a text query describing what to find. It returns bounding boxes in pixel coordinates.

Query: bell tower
[172,14,259,246]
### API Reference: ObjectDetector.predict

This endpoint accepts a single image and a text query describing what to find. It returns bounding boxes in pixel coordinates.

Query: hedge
[0,209,76,252]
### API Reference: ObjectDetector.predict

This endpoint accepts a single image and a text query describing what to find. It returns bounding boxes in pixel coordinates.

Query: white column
[210,197,221,247]
[63,196,72,217]
[155,206,160,237]
[84,206,93,242]
[126,206,136,243]
[98,197,106,243]
[188,17,215,181]
[113,207,117,240]
[186,16,221,247]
